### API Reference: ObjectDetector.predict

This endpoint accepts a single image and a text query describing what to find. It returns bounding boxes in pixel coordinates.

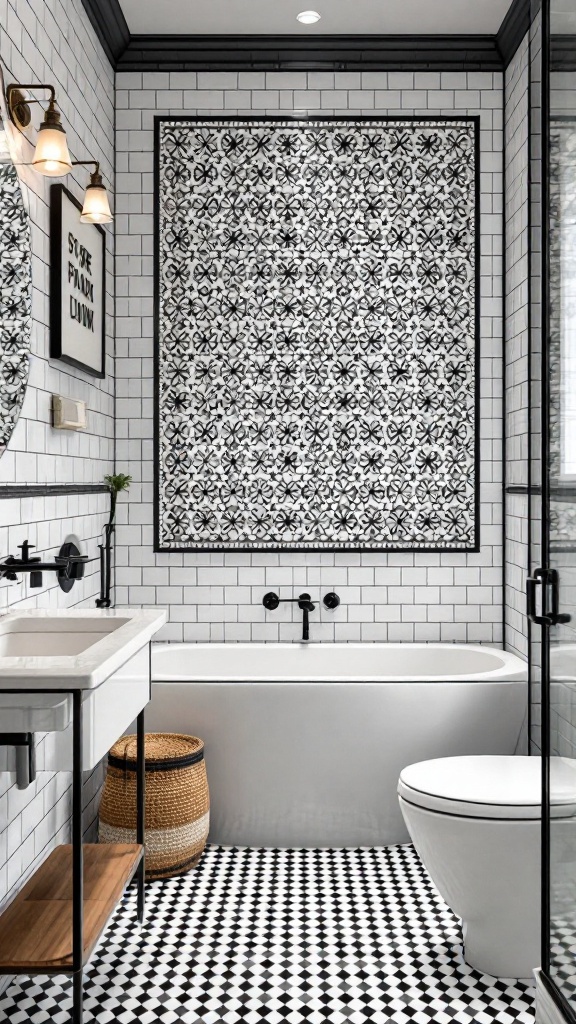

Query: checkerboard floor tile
[0,844,535,1023]
[550,906,576,999]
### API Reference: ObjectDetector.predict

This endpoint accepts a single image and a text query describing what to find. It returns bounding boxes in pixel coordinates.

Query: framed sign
[50,184,105,378]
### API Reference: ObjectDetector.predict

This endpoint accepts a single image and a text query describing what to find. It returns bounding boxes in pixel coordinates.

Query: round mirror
[0,67,31,457]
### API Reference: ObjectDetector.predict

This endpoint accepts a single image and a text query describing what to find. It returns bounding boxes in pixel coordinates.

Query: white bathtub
[149,643,528,848]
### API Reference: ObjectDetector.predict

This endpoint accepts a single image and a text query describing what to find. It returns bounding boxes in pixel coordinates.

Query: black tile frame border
[0,484,110,498]
[153,114,481,554]
[82,0,530,72]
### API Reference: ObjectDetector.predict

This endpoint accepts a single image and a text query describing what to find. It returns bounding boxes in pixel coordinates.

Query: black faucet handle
[17,541,40,564]
[56,552,89,580]
[263,592,280,610]
[66,555,89,581]
[323,592,340,609]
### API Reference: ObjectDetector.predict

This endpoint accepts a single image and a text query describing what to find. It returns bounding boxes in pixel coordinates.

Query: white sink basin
[0,608,166,689]
[0,616,130,657]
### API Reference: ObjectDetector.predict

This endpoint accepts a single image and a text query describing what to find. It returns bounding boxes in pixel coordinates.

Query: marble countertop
[0,608,167,690]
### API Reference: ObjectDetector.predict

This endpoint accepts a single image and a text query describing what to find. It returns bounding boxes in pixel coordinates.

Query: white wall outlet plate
[51,394,87,430]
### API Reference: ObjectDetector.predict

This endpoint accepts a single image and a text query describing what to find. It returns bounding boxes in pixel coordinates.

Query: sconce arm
[72,159,100,174]
[6,84,57,132]
[6,83,56,103]
[72,159,104,189]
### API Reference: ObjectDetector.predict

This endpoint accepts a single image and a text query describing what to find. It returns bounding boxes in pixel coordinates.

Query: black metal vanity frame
[0,675,147,1024]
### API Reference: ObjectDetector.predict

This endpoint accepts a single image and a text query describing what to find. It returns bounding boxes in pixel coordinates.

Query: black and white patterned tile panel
[0,844,535,1024]
[157,118,478,552]
[0,154,31,456]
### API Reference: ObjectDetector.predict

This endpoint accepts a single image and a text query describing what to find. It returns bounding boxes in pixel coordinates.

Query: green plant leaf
[104,473,132,496]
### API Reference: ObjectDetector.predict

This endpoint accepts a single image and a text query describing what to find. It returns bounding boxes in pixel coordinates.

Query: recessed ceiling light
[297,10,321,24]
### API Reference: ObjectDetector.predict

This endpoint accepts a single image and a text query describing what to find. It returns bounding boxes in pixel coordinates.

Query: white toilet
[398,754,576,980]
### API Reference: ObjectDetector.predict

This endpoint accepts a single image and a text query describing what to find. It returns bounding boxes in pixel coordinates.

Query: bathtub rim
[151,642,528,684]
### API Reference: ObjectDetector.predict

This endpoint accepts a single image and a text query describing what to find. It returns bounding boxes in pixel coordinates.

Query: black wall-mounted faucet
[263,591,340,641]
[298,594,315,641]
[0,540,88,591]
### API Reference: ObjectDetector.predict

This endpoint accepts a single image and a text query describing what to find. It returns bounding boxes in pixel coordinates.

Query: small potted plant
[96,473,132,607]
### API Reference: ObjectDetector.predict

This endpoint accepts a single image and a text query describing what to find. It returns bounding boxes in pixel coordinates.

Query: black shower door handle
[527,569,551,625]
[527,568,571,626]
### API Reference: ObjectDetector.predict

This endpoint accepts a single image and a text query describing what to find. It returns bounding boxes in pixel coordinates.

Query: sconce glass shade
[32,123,72,176]
[80,179,113,224]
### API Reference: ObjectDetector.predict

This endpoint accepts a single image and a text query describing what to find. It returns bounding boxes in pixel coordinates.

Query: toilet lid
[398,755,576,819]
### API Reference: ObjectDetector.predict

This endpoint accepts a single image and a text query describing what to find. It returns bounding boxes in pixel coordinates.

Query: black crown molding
[81,0,130,65]
[496,0,530,65]
[81,0,530,72]
[119,34,502,72]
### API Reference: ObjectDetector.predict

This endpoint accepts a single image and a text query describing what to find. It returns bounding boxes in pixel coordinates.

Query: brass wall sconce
[7,84,72,176]
[5,83,113,224]
[73,161,113,224]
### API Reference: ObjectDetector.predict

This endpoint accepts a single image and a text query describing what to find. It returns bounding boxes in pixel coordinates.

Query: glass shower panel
[547,0,576,1006]
[531,2,544,758]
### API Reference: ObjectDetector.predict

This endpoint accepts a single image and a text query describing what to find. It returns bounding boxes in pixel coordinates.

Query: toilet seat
[398,755,576,820]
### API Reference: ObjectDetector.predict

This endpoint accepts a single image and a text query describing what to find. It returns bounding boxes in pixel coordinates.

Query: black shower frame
[537,0,576,1019]
[153,114,481,553]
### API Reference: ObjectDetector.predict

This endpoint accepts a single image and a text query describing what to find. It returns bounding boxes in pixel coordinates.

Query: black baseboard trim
[81,0,530,72]
[0,484,110,499]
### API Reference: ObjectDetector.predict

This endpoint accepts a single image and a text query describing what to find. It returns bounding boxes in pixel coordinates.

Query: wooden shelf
[0,843,142,970]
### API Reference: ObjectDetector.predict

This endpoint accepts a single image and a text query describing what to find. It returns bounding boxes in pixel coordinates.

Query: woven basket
[99,733,209,879]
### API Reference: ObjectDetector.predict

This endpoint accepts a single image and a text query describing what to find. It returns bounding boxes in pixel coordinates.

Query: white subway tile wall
[115,71,505,646]
[504,35,530,661]
[0,0,115,908]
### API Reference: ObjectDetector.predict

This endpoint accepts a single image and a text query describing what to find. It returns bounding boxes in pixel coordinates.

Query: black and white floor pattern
[0,845,535,1023]
[550,920,576,1000]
